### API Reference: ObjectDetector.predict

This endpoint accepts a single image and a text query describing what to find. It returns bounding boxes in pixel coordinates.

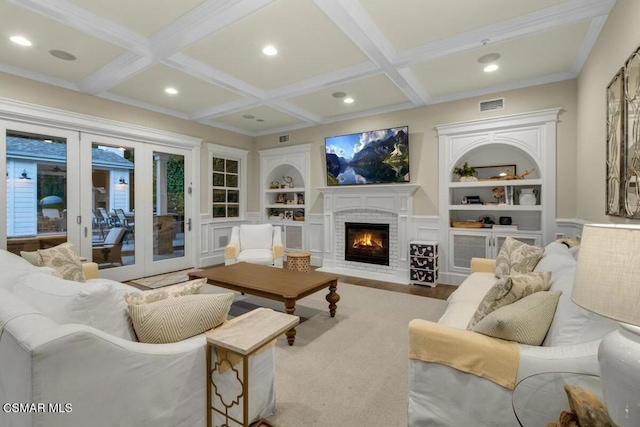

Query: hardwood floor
[318,269,456,301]
[127,265,457,301]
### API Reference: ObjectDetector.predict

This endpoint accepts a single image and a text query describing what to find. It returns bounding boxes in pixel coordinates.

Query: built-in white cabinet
[259,144,311,252]
[449,230,541,273]
[437,109,560,284]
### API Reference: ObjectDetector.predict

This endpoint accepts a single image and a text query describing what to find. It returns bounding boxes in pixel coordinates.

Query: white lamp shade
[572,223,640,427]
[572,224,640,326]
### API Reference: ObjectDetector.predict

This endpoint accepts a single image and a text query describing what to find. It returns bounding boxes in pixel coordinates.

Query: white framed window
[207,143,247,220]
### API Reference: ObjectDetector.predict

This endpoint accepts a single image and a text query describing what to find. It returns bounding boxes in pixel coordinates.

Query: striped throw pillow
[124,278,206,305]
[129,293,234,344]
[473,291,561,346]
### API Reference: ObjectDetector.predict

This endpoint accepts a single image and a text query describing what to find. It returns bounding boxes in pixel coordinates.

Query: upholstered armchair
[225,224,284,267]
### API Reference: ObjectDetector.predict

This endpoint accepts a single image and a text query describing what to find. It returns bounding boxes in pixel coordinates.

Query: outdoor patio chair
[92,227,126,266]
[114,209,134,242]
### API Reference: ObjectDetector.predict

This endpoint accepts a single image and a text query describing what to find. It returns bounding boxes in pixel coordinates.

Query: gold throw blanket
[408,319,520,389]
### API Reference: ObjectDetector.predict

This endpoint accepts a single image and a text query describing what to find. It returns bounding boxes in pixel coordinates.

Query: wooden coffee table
[189,263,339,345]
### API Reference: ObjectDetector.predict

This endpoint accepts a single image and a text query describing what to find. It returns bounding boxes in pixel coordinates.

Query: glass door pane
[91,143,136,270]
[4,129,75,255]
[153,151,185,262]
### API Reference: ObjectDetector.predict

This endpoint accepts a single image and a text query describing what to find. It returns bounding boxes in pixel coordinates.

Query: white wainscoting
[411,215,440,242]
[198,213,253,267]
[555,218,586,240]
[307,213,323,266]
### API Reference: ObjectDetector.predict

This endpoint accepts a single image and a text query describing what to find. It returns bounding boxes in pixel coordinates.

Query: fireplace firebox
[344,222,389,266]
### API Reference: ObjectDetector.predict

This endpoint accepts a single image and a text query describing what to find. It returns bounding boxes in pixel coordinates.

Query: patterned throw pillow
[124,278,206,305]
[129,293,234,344]
[494,237,544,278]
[473,291,562,345]
[37,242,85,282]
[467,271,552,330]
[20,250,42,266]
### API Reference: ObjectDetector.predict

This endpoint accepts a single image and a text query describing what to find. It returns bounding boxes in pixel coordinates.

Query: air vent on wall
[479,98,504,113]
[278,134,290,143]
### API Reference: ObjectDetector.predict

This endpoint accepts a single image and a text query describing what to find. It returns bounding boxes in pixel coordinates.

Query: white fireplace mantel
[316,184,420,284]
[316,184,420,214]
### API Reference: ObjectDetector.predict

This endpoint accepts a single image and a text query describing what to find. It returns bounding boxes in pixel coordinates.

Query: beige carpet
[204,281,448,426]
[129,268,203,289]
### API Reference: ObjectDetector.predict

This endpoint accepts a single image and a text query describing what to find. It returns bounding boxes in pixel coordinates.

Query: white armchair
[225,224,284,267]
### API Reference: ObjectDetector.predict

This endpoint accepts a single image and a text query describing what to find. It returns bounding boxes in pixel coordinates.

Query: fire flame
[352,233,383,249]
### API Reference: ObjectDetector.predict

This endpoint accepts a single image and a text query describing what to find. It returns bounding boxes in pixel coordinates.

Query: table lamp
[572,223,640,427]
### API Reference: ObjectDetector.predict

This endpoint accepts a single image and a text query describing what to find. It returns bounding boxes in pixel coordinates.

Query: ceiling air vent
[278,134,290,143]
[479,98,504,113]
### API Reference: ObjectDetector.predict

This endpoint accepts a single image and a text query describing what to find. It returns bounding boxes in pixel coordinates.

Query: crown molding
[97,92,190,120]
[571,15,608,76]
[0,63,79,91]
[190,99,262,122]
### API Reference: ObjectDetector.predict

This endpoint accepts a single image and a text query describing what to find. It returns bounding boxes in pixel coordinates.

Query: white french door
[1,120,81,255]
[80,134,194,281]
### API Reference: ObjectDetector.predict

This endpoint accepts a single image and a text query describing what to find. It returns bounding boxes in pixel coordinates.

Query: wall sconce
[119,177,128,185]
[19,169,31,180]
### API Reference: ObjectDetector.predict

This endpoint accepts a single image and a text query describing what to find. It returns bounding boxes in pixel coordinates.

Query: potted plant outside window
[453,162,478,182]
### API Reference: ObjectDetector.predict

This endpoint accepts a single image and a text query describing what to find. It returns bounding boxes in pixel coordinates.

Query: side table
[512,372,603,426]
[206,308,299,427]
[286,251,311,272]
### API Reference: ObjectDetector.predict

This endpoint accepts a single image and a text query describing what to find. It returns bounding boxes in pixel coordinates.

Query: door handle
[84,227,88,238]
[187,218,192,231]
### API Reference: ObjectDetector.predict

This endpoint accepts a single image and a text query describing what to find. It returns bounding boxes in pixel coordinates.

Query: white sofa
[408,242,618,426]
[0,250,276,427]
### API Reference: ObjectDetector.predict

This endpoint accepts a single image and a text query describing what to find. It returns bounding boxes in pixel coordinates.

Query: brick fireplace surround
[316,184,419,284]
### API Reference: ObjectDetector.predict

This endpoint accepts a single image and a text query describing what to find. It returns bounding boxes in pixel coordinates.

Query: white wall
[253,80,578,219]
[576,0,640,223]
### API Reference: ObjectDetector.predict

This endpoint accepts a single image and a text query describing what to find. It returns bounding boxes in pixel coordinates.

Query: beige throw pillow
[473,291,562,345]
[467,272,552,330]
[129,293,234,344]
[124,278,206,305]
[494,237,544,278]
[20,250,42,266]
[37,242,85,282]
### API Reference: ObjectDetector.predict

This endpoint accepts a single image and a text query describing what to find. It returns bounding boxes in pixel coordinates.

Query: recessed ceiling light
[165,87,178,95]
[332,92,347,98]
[10,36,32,47]
[477,53,500,64]
[262,45,278,56]
[49,49,76,61]
[242,114,255,119]
[343,97,354,104]
[484,64,499,73]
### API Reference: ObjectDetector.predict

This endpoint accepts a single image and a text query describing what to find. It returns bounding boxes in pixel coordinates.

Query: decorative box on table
[409,240,438,287]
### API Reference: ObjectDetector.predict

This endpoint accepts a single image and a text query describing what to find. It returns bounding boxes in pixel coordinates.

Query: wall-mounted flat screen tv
[325,125,409,186]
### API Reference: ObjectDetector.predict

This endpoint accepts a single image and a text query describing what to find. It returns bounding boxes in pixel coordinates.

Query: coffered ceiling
[0,0,616,136]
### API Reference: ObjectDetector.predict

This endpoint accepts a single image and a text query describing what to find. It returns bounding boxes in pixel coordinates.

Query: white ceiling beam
[394,0,617,69]
[190,99,261,121]
[266,100,323,125]
[78,53,151,95]
[199,119,258,137]
[313,0,429,106]
[76,0,274,95]
[266,61,379,101]
[165,53,265,100]
[97,92,190,120]
[10,0,150,55]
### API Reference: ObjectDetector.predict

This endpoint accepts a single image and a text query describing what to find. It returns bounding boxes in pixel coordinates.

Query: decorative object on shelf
[282,176,294,188]
[283,210,293,220]
[518,188,538,205]
[409,241,438,287]
[571,224,640,427]
[606,68,624,217]
[461,195,482,204]
[505,185,515,205]
[499,216,512,225]
[293,210,305,221]
[473,164,516,180]
[453,162,478,182]
[478,215,495,226]
[270,181,280,189]
[276,193,287,204]
[286,199,294,205]
[451,220,484,228]
[297,193,305,204]
[492,186,505,204]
